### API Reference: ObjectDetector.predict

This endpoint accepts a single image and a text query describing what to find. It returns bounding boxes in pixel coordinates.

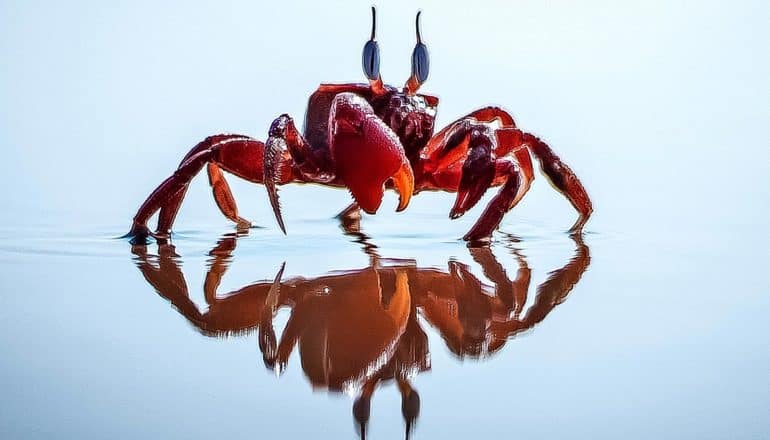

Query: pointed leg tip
[123,223,156,245]
[235,219,252,230]
[274,215,287,235]
[568,216,589,234]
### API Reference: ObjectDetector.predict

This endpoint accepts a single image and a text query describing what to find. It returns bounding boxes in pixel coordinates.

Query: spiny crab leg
[263,114,312,234]
[126,134,265,242]
[264,137,289,234]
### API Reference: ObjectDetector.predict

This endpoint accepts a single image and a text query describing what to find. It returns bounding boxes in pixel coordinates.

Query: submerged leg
[156,186,188,236]
[336,202,362,233]
[463,160,524,243]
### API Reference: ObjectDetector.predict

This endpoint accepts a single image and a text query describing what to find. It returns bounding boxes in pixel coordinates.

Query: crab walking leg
[472,125,592,233]
[154,135,255,235]
[427,106,533,178]
[206,163,251,228]
[428,108,591,237]
[421,115,534,223]
[472,107,537,200]
[155,135,250,234]
[495,128,535,208]
[522,131,593,232]
[155,187,188,236]
[127,135,268,238]
[430,121,527,242]
[427,106,517,151]
[463,160,524,242]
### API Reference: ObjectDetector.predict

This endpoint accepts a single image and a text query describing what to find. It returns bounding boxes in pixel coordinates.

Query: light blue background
[1,1,768,439]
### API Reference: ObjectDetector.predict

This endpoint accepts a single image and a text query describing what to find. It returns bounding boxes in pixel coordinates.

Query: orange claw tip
[392,162,414,212]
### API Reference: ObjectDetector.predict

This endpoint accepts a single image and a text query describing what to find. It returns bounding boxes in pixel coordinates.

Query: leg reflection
[131,229,591,439]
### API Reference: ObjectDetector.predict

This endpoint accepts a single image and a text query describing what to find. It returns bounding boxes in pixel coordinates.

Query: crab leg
[127,134,272,239]
[425,119,526,242]
[155,135,249,234]
[206,163,251,228]
[424,105,591,239]
[427,106,533,178]
[523,131,593,232]
[475,104,592,232]
[457,126,592,238]
[497,127,593,233]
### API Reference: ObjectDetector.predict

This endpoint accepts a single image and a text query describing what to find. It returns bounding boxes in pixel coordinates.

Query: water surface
[1,1,768,439]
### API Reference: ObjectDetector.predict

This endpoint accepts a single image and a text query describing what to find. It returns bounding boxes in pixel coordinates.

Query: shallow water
[2,1,769,439]
[1,214,768,439]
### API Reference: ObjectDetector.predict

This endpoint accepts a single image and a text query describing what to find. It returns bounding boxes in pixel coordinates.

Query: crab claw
[330,93,414,214]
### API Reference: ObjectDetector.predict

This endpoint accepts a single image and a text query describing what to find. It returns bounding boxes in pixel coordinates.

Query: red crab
[127,8,592,243]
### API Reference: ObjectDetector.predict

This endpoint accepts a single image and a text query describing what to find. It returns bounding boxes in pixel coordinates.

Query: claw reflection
[132,233,589,439]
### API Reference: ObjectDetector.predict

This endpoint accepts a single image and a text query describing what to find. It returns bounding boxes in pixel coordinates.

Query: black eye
[411,42,429,83]
[362,40,380,80]
[362,6,380,81]
[411,11,429,84]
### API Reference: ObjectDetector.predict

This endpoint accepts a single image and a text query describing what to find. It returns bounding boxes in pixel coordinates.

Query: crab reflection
[132,233,589,439]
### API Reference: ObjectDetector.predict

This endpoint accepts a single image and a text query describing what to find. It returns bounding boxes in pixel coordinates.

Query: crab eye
[362,6,380,81]
[411,11,429,84]
[362,40,380,81]
[411,42,429,83]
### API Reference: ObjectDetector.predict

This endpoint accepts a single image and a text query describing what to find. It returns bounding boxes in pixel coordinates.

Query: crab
[127,8,592,243]
[132,232,590,439]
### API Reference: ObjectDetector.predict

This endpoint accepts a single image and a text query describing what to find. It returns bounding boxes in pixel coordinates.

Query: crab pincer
[329,93,414,215]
